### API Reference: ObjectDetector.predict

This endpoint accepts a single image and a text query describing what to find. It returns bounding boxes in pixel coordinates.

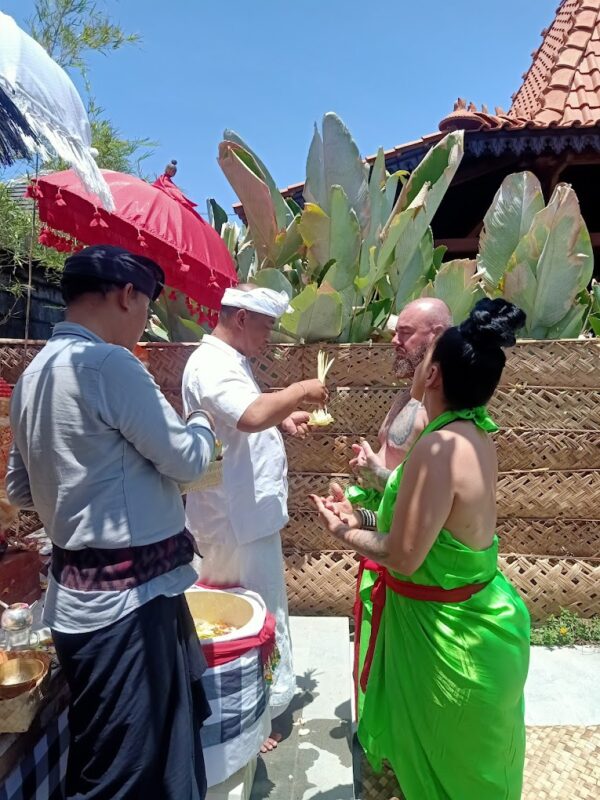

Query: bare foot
[260,732,283,754]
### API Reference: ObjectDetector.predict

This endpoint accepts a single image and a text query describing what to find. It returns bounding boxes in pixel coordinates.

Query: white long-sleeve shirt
[182,335,289,547]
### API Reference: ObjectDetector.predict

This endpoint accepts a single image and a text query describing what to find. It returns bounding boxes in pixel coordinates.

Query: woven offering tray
[180,459,223,493]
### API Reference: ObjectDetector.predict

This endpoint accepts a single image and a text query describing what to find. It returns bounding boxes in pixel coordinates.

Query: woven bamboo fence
[2,339,600,621]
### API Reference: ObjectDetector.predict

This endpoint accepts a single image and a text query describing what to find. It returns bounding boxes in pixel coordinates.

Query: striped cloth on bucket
[201,650,269,748]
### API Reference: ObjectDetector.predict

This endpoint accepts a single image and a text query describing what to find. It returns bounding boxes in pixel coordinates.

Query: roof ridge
[509,0,600,125]
[544,3,600,114]
[509,0,581,118]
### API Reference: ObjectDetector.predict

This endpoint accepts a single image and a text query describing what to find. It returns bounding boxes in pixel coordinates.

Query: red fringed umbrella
[28,164,237,310]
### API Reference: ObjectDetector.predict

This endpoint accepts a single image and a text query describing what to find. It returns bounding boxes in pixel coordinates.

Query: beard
[394,344,428,379]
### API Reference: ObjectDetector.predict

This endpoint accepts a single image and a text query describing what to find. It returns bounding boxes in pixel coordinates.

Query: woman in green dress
[310,298,531,800]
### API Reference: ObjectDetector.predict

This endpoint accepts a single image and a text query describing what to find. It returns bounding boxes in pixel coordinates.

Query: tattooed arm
[349,387,427,490]
[378,393,428,472]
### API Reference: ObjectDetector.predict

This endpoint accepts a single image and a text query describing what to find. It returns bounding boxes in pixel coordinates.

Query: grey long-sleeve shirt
[6,322,214,632]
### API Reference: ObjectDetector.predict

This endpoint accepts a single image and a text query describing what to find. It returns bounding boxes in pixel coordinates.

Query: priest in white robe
[182,285,328,751]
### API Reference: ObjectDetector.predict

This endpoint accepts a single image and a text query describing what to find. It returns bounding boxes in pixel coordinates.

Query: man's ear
[116,283,135,311]
[235,308,247,330]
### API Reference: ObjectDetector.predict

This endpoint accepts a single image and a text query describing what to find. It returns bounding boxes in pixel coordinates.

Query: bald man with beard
[350,298,453,491]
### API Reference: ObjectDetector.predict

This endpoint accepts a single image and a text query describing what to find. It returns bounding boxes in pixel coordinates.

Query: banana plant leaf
[271,215,304,268]
[391,228,434,310]
[236,239,257,282]
[207,198,229,235]
[546,303,589,339]
[223,129,294,229]
[424,259,485,324]
[386,130,464,231]
[321,186,361,291]
[220,221,241,258]
[280,282,345,342]
[589,281,600,334]
[218,141,278,266]
[478,172,545,291]
[252,267,294,299]
[152,291,205,342]
[178,317,206,341]
[304,112,370,234]
[298,203,331,270]
[504,184,593,335]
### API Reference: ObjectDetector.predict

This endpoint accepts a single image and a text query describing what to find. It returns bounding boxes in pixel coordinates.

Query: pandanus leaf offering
[309,350,335,427]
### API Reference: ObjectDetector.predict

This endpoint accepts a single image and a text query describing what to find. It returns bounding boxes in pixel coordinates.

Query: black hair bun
[459,298,526,349]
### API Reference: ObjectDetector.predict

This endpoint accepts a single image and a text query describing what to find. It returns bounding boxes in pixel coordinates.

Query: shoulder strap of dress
[419,406,499,438]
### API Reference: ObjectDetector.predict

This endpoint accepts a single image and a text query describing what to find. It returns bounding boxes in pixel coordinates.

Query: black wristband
[357,507,377,530]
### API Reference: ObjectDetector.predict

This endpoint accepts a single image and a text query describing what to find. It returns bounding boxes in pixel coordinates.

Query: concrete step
[251,616,355,800]
[525,645,600,725]
[208,759,257,800]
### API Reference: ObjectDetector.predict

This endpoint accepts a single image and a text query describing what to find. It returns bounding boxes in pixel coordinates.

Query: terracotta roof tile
[509,0,600,126]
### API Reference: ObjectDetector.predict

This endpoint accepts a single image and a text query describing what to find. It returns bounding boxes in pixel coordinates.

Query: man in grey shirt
[6,245,214,800]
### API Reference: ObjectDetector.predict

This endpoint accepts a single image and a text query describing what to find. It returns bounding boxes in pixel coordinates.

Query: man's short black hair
[63,245,164,301]
[61,275,126,305]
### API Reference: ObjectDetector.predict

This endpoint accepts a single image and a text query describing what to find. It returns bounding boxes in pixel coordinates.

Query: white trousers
[196,531,295,719]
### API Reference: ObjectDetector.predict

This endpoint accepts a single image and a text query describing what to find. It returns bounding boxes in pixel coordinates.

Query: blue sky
[3,0,557,214]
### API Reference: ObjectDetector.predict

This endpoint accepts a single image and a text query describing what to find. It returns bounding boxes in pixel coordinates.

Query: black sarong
[53,594,211,800]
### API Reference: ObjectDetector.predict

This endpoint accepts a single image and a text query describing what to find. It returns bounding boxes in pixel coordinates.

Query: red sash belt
[354,557,490,697]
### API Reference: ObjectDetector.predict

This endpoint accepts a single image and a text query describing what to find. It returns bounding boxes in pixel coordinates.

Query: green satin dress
[357,408,531,800]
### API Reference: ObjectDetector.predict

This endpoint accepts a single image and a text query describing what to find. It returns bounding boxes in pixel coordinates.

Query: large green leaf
[546,303,589,339]
[218,141,277,266]
[503,258,537,332]
[221,221,240,257]
[378,183,429,270]
[304,112,370,233]
[272,215,304,268]
[533,186,593,326]
[592,280,600,314]
[207,198,229,235]
[236,240,257,281]
[431,259,484,323]
[509,184,594,332]
[392,228,434,310]
[322,186,361,291]
[223,129,293,229]
[305,123,325,210]
[280,283,344,342]
[298,203,331,268]
[347,307,374,343]
[478,172,545,290]
[252,268,294,299]
[178,317,206,342]
[146,317,170,342]
[387,130,464,227]
[589,312,600,336]
[366,148,387,245]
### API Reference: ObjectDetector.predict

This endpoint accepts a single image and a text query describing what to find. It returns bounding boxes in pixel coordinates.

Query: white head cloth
[221,287,293,319]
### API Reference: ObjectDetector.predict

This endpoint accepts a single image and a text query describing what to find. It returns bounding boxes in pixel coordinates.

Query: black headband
[63,245,165,301]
